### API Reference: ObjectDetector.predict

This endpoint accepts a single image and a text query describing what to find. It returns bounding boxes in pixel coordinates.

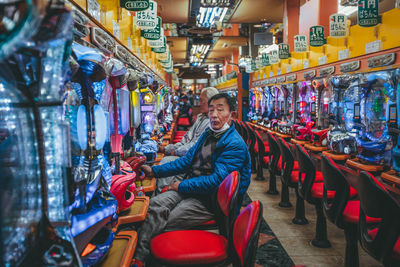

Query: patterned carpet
[241,194,295,267]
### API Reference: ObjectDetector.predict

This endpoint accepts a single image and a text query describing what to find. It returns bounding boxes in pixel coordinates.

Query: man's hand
[168,181,181,191]
[141,165,154,178]
[158,145,165,153]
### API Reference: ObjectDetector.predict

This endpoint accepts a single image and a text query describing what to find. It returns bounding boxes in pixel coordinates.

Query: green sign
[262,54,270,66]
[309,26,326,47]
[120,0,149,11]
[141,17,161,40]
[358,0,380,27]
[152,45,167,53]
[278,43,290,59]
[251,59,257,71]
[269,50,279,64]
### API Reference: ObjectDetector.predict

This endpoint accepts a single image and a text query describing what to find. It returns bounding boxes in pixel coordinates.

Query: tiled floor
[247,172,383,267]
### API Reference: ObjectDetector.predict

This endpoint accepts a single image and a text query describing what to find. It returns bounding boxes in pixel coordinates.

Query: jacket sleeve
[152,133,205,178]
[178,141,249,194]
[174,118,210,157]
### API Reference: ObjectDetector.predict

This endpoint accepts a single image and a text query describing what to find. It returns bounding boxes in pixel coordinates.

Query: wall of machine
[0,1,172,266]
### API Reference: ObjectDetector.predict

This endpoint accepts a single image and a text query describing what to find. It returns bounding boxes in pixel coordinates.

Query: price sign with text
[330,14,348,37]
[269,50,280,64]
[358,0,380,27]
[135,0,157,29]
[149,36,166,48]
[120,0,149,11]
[309,26,326,47]
[262,54,270,66]
[141,16,162,40]
[278,43,290,59]
[294,35,308,52]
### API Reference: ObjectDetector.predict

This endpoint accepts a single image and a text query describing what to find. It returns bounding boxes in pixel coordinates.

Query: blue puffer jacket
[152,124,251,212]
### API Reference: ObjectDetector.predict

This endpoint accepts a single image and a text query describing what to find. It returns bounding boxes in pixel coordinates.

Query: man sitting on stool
[156,87,219,194]
[133,93,251,266]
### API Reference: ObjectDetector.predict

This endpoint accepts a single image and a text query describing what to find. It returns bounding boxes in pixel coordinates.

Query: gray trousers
[134,190,214,261]
[155,156,184,194]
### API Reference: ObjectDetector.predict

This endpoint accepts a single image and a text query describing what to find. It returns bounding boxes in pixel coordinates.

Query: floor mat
[242,194,295,267]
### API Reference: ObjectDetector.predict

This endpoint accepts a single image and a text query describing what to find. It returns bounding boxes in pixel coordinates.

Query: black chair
[265,132,280,195]
[243,122,257,174]
[296,144,331,248]
[253,130,268,181]
[357,171,400,266]
[321,155,365,267]
[276,138,310,222]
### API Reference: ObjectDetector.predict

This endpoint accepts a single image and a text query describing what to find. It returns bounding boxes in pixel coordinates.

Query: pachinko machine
[249,87,264,123]
[293,81,316,141]
[276,83,295,135]
[1,3,82,266]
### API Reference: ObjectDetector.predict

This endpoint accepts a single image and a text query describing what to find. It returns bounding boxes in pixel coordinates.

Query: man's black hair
[181,95,188,100]
[208,93,236,111]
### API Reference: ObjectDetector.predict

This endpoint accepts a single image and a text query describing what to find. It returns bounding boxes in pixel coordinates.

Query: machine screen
[354,104,360,119]
[311,102,316,113]
[390,106,397,122]
[141,105,154,112]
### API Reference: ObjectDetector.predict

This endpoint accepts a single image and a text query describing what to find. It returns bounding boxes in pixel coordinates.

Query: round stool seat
[151,230,228,265]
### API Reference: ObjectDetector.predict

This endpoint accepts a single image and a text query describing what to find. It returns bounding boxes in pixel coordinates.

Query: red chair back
[266,132,280,173]
[295,144,317,202]
[215,171,240,237]
[276,137,295,185]
[357,171,400,264]
[231,201,263,267]
[321,155,351,228]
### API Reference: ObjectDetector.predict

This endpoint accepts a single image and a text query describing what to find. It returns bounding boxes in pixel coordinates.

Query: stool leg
[279,183,292,208]
[266,170,279,195]
[311,200,331,248]
[255,153,265,181]
[344,224,359,267]
[251,152,257,173]
[292,188,308,225]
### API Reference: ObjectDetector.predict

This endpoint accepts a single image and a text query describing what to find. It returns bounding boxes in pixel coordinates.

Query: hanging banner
[152,45,167,53]
[135,0,157,29]
[157,50,169,61]
[88,0,101,22]
[269,50,280,64]
[358,0,380,27]
[330,14,348,37]
[149,36,166,48]
[141,16,162,40]
[309,26,326,47]
[255,57,263,69]
[294,35,308,52]
[278,43,290,59]
[262,53,270,66]
[120,0,150,11]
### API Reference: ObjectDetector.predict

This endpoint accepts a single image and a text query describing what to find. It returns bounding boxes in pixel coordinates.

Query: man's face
[199,91,209,114]
[209,98,232,130]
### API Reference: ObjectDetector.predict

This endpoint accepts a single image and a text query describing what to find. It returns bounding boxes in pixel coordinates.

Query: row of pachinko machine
[0,2,173,266]
[249,69,400,177]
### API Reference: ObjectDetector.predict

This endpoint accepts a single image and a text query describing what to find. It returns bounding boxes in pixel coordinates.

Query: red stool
[265,132,281,195]
[277,137,307,220]
[357,171,400,266]
[150,201,263,266]
[193,171,240,236]
[296,144,333,248]
[321,155,375,267]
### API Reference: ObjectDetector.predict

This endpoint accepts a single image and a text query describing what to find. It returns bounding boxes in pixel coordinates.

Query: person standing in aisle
[156,87,219,194]
[177,94,193,125]
[133,93,251,266]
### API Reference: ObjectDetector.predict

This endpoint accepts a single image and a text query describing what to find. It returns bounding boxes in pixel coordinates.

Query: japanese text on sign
[358,0,380,27]
[294,35,308,52]
[121,0,150,11]
[330,14,348,37]
[309,26,326,47]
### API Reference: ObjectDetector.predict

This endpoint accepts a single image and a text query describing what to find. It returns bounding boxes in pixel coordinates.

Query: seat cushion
[175,131,186,136]
[151,230,228,265]
[368,229,400,260]
[290,171,323,183]
[263,156,281,172]
[254,143,270,154]
[311,183,336,199]
[343,201,382,224]
[293,161,299,170]
[177,117,190,126]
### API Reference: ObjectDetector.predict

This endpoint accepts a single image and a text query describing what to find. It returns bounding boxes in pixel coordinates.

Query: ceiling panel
[156,0,190,23]
[230,0,283,24]
[212,37,248,50]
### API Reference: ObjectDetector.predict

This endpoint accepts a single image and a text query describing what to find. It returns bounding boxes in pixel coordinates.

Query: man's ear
[231,111,238,119]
